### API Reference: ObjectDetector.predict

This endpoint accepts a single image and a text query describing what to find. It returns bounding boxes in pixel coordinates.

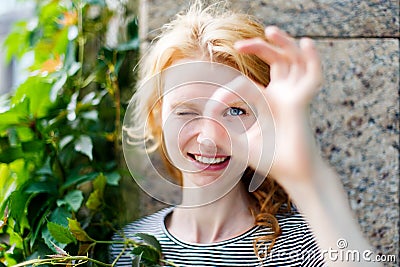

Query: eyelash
[175,107,247,116]
[176,111,198,116]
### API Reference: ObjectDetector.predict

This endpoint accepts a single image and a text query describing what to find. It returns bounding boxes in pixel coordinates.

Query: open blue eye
[227,107,245,116]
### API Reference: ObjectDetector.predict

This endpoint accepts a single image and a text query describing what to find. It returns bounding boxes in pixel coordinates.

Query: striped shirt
[110,207,326,266]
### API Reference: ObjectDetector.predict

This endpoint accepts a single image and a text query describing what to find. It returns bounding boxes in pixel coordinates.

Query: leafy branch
[14,220,171,267]
[0,0,145,266]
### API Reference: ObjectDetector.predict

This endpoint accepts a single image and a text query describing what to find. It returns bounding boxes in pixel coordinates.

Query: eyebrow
[227,101,248,107]
[170,100,249,110]
[170,101,200,110]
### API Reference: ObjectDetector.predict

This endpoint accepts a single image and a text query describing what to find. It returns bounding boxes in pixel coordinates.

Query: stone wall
[136,0,399,263]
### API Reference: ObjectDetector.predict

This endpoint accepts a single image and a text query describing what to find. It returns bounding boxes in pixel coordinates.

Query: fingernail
[234,40,245,50]
[265,26,278,35]
[300,38,315,47]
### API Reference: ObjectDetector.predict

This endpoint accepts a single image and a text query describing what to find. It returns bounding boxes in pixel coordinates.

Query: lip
[187,153,230,171]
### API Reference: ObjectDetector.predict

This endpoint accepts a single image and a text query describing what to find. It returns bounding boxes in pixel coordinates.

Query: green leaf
[50,72,67,102]
[24,181,57,194]
[116,38,139,52]
[0,98,29,132]
[67,218,93,242]
[67,62,81,76]
[86,173,107,210]
[42,226,67,253]
[11,76,53,118]
[134,233,162,253]
[81,110,98,121]
[131,245,160,264]
[67,91,78,121]
[49,206,71,227]
[9,190,30,232]
[74,135,93,160]
[131,252,142,267]
[127,18,139,40]
[15,126,34,142]
[61,172,98,189]
[85,0,106,6]
[8,127,18,146]
[27,194,55,248]
[64,190,84,212]
[105,171,120,185]
[36,158,53,176]
[9,158,30,187]
[0,163,18,212]
[21,140,45,153]
[9,191,28,222]
[53,27,69,55]
[59,135,74,150]
[0,146,24,164]
[86,189,101,211]
[47,222,76,244]
[93,173,107,194]
[3,21,29,62]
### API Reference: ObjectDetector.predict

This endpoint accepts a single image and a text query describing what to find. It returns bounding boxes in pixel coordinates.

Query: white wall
[0,0,34,94]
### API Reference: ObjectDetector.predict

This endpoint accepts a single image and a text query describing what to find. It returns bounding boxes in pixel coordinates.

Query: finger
[265,26,309,79]
[234,38,290,79]
[299,38,323,91]
[300,38,322,78]
[209,76,263,108]
[264,26,299,59]
[234,38,282,64]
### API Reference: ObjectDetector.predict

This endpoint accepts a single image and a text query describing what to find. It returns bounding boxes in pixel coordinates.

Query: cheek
[162,118,193,155]
[161,118,199,172]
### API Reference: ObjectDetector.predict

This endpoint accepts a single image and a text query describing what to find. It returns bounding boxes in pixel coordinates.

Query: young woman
[111,2,380,266]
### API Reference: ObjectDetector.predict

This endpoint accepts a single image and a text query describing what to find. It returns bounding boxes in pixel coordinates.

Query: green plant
[0,0,160,266]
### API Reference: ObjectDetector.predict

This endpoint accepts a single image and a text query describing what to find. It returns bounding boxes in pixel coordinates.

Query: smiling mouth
[187,153,230,165]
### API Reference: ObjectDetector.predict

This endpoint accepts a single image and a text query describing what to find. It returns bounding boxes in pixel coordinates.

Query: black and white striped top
[110,207,326,266]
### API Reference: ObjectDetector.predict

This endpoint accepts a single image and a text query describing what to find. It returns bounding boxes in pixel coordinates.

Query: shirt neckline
[160,206,260,248]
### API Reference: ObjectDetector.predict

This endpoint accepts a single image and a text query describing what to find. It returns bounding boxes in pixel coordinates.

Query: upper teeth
[194,155,228,164]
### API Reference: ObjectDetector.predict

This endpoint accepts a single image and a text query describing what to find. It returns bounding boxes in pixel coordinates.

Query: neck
[166,181,255,244]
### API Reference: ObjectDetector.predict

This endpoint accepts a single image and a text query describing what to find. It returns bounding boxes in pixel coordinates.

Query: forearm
[283,160,382,267]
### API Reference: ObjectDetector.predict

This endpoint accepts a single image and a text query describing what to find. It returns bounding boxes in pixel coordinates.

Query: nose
[196,117,227,154]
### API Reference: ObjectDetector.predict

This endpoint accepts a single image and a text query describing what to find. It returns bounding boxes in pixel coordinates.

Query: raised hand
[211,26,324,192]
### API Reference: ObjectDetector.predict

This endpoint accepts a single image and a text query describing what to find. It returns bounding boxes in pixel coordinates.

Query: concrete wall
[137,0,399,263]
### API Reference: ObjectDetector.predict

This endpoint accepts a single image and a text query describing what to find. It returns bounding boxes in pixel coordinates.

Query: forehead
[162,82,219,104]
[161,61,242,106]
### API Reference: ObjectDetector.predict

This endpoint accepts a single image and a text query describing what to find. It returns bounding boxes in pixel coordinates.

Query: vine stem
[107,51,122,160]
[113,70,121,159]
[161,259,180,267]
[77,0,84,85]
[13,256,111,267]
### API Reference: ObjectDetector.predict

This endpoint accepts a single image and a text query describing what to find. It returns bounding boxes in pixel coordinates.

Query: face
[160,60,257,188]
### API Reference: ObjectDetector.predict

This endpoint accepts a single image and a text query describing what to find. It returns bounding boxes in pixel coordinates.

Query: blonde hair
[126,0,291,258]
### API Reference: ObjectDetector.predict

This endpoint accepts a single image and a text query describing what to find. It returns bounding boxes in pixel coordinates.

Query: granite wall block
[312,39,398,258]
[143,0,399,40]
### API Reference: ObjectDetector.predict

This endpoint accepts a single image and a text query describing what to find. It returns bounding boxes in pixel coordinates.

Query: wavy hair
[125,0,292,258]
